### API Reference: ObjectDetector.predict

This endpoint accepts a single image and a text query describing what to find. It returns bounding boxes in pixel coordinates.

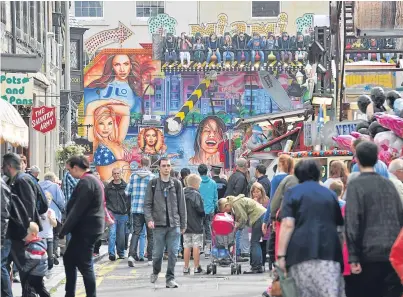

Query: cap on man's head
[236,158,248,168]
[30,165,41,174]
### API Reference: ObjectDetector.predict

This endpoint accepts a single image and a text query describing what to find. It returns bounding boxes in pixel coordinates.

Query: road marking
[75,259,121,297]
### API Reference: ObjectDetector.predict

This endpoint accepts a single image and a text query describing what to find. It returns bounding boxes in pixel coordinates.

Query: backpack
[150,178,181,196]
[26,174,48,215]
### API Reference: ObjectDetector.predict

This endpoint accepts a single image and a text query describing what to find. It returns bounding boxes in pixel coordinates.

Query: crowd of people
[1,137,403,297]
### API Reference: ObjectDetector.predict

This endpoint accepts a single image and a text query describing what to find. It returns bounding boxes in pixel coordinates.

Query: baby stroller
[206,213,242,275]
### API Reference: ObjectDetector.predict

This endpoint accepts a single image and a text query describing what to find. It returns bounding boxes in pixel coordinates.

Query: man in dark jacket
[183,174,205,274]
[346,141,403,297]
[2,153,42,292]
[144,157,186,288]
[60,155,105,297]
[211,165,227,199]
[1,179,12,297]
[224,158,249,197]
[255,164,271,197]
[106,168,130,261]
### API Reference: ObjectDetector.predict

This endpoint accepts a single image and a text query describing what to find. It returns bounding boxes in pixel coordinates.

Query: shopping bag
[275,263,299,297]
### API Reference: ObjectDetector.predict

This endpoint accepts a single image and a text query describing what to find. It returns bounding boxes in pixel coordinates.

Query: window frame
[74,1,104,19]
[251,1,281,19]
[136,1,165,20]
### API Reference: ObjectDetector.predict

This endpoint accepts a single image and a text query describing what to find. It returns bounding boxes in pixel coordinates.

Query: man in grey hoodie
[125,157,155,267]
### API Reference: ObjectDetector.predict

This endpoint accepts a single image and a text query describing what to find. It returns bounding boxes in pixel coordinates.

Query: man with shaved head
[388,158,403,206]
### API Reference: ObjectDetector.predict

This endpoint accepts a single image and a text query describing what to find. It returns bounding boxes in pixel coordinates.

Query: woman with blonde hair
[83,99,131,181]
[218,194,266,274]
[323,160,349,188]
[250,182,270,267]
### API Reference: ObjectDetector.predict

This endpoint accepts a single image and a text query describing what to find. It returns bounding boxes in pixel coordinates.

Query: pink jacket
[341,206,351,276]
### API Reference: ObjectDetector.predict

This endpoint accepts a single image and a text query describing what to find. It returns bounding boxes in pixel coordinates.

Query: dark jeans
[129,214,153,261]
[354,262,402,297]
[344,274,361,297]
[25,275,50,297]
[152,227,180,281]
[108,213,128,257]
[10,239,28,294]
[45,239,53,270]
[1,239,12,297]
[250,215,264,269]
[260,240,267,265]
[267,224,276,263]
[63,233,101,297]
[53,221,62,255]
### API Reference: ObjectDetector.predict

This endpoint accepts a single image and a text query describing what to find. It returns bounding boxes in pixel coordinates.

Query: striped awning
[0,100,29,147]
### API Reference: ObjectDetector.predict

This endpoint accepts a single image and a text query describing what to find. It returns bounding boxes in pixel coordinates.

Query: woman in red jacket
[390,228,403,285]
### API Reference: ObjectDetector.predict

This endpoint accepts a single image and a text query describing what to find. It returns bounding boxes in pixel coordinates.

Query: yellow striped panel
[184,100,194,109]
[193,89,202,99]
[176,111,186,120]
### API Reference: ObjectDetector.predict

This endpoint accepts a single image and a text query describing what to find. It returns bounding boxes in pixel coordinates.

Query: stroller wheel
[212,264,217,275]
[206,264,212,275]
[236,264,242,275]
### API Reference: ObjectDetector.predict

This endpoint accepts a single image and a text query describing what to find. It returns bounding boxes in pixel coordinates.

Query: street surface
[49,257,272,297]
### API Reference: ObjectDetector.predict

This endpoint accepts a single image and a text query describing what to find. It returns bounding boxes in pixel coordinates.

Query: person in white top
[388,159,403,207]
[39,192,57,276]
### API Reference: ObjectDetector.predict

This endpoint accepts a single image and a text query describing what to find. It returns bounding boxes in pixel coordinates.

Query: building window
[70,40,79,69]
[1,2,6,25]
[23,1,28,34]
[136,1,164,18]
[251,1,280,18]
[155,101,161,108]
[156,93,162,100]
[15,2,21,29]
[36,2,42,43]
[29,1,35,39]
[75,1,103,18]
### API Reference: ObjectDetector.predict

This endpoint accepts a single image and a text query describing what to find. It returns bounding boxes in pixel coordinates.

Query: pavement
[11,245,109,297]
[49,255,273,297]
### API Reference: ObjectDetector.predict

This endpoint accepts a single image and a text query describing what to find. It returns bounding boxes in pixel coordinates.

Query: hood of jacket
[135,169,154,178]
[184,187,199,200]
[38,180,54,191]
[199,176,218,214]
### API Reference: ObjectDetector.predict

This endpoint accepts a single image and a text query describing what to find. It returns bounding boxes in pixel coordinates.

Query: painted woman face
[112,55,131,81]
[96,116,114,138]
[200,119,222,155]
[145,129,157,147]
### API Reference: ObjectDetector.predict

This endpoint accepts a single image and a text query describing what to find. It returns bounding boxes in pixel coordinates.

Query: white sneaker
[148,260,153,266]
[128,256,135,267]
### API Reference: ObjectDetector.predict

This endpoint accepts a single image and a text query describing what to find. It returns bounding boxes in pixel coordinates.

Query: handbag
[271,277,282,296]
[275,263,299,297]
[82,173,115,227]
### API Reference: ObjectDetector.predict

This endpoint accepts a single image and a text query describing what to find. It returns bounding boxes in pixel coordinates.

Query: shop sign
[0,73,34,105]
[335,120,361,136]
[345,73,394,94]
[31,106,56,133]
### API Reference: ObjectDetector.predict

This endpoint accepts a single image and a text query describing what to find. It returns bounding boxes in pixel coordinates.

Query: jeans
[45,239,54,270]
[139,225,146,258]
[251,50,265,64]
[206,50,222,63]
[164,51,177,62]
[237,51,250,64]
[236,227,250,256]
[223,51,235,62]
[53,221,62,256]
[194,51,205,63]
[26,275,50,297]
[63,233,101,297]
[152,227,180,281]
[250,215,264,269]
[203,213,214,254]
[108,213,128,257]
[129,214,153,261]
[1,239,12,297]
[180,52,191,65]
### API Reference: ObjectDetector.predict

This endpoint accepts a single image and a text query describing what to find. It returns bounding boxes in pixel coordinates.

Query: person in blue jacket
[197,164,218,259]
[248,32,265,65]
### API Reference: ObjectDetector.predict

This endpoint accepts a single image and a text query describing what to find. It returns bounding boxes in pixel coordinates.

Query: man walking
[346,141,403,297]
[2,153,42,293]
[211,165,227,199]
[198,164,218,258]
[255,164,271,197]
[144,157,186,288]
[126,157,155,267]
[106,168,130,261]
[60,156,105,297]
[39,172,65,260]
[1,179,12,297]
[225,158,250,261]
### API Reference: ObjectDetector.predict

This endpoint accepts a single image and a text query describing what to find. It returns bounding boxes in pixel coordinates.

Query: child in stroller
[206,213,242,275]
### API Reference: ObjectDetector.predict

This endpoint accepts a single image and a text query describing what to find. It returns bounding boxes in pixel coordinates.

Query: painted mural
[80,11,319,182]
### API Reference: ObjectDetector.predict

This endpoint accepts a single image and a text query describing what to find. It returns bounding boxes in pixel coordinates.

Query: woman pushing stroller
[218,194,266,274]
